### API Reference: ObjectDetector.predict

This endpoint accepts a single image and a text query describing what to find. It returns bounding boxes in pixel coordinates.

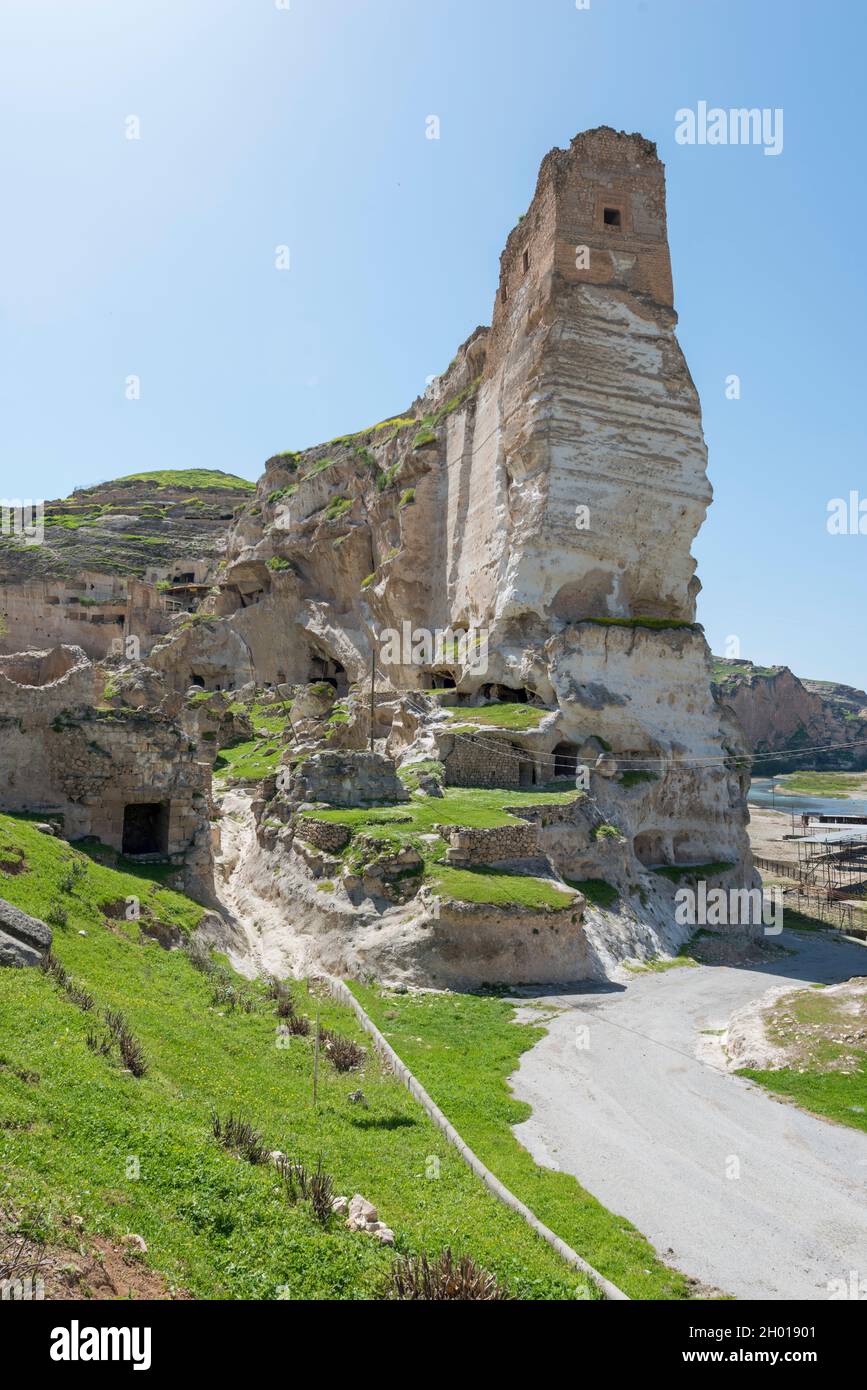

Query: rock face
[0,471,252,664]
[713,658,867,772]
[1,127,756,986]
[0,645,214,899]
[0,897,52,967]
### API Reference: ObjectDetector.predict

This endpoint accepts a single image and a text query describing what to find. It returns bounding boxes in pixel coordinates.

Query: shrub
[324,1032,365,1073]
[45,903,69,930]
[277,1155,333,1225]
[279,1013,310,1037]
[118,1029,148,1078]
[380,1249,513,1301]
[211,1113,269,1165]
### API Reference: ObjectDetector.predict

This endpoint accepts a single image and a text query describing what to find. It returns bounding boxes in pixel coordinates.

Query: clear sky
[1,0,864,687]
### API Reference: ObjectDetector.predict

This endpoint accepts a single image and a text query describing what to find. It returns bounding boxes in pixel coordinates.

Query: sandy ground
[509,930,867,1300]
[747,805,802,864]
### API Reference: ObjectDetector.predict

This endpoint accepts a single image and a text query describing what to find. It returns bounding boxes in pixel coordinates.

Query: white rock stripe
[322,974,629,1301]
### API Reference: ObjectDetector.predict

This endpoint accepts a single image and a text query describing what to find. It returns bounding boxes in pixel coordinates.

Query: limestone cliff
[0,128,756,986]
[195,127,754,983]
[712,658,867,773]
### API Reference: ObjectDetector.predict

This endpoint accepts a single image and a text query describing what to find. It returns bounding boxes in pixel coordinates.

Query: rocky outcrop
[713,658,867,772]
[0,897,52,967]
[0,471,252,663]
[0,645,214,900]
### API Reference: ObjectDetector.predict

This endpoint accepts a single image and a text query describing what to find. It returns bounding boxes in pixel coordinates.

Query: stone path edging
[322,974,629,1301]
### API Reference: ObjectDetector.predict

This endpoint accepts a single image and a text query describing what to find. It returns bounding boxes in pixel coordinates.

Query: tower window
[522,247,530,272]
[603,207,621,227]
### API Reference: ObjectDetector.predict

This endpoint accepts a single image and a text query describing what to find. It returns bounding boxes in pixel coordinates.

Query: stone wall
[440,734,526,789]
[291,751,408,808]
[298,818,351,854]
[439,822,539,865]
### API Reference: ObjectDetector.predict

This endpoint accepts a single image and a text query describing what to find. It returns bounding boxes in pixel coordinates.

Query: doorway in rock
[308,653,348,696]
[552,742,578,779]
[122,802,170,856]
[190,674,205,689]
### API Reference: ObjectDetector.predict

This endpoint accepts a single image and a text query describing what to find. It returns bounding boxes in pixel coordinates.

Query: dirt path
[510,931,867,1300]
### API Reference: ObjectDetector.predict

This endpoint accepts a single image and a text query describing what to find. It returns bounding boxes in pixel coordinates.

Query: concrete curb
[322,974,629,1301]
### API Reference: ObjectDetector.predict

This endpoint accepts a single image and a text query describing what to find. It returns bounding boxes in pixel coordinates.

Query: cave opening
[122,802,170,857]
[553,742,579,779]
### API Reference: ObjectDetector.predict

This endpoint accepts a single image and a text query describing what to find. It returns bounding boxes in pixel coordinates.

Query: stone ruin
[0,129,756,985]
[0,645,214,900]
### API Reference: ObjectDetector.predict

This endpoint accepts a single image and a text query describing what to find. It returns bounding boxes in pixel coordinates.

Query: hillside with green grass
[0,470,251,583]
[108,469,255,492]
[300,785,580,910]
[0,813,595,1300]
[351,984,691,1300]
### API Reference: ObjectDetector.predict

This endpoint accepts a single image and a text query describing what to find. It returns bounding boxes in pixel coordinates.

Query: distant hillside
[0,470,250,585]
[712,658,867,773]
[0,469,258,661]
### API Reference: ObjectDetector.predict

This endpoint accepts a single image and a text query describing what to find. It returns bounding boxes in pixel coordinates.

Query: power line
[395,689,867,774]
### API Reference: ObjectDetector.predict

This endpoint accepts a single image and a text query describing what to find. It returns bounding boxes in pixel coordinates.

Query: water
[748,776,867,819]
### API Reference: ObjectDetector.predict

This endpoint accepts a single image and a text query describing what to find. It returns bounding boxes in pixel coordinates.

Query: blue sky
[1,0,864,686]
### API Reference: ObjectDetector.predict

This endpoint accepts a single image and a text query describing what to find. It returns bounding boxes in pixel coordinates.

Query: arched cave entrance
[552,742,579,780]
[430,671,456,690]
[122,802,170,857]
[309,652,348,695]
[634,831,666,867]
[190,674,206,689]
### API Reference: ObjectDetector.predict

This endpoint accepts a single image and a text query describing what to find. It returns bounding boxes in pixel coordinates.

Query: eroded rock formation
[0,129,756,985]
[713,658,867,772]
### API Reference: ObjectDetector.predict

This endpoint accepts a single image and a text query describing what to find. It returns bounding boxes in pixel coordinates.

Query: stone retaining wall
[439,822,539,865]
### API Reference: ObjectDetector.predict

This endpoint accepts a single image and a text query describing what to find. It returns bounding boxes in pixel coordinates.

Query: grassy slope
[444,703,547,732]
[351,985,691,1300]
[112,469,255,491]
[738,985,867,1132]
[0,815,591,1300]
[213,700,295,784]
[301,786,579,909]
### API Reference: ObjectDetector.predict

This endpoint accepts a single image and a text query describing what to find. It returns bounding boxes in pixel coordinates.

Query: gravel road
[511,931,867,1300]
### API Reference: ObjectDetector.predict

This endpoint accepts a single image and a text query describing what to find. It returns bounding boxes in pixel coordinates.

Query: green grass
[565,878,619,909]
[772,771,867,798]
[322,496,352,522]
[350,985,691,1300]
[299,786,580,910]
[0,815,593,1300]
[738,984,867,1130]
[652,862,735,884]
[110,470,254,492]
[0,814,204,931]
[444,703,548,732]
[739,1064,867,1131]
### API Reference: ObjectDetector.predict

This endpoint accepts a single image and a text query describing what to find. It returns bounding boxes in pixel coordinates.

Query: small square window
[522,248,530,272]
[603,207,621,227]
